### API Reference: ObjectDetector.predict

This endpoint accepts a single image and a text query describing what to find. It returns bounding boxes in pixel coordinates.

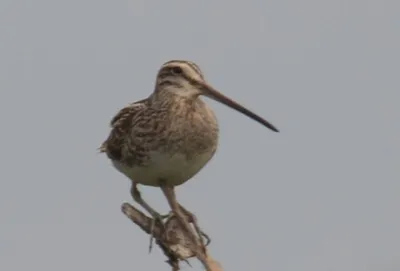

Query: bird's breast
[168,98,219,156]
[110,98,220,187]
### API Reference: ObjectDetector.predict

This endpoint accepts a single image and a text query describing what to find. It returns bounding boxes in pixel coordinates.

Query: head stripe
[161,60,204,79]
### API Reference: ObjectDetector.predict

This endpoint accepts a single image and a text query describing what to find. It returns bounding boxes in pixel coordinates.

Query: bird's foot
[199,230,211,247]
[178,205,210,253]
[148,211,172,253]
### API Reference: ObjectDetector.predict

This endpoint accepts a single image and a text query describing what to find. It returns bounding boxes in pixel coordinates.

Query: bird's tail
[98,142,107,153]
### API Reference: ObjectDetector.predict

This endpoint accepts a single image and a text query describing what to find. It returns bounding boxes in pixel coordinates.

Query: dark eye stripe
[161,60,204,79]
[171,66,183,74]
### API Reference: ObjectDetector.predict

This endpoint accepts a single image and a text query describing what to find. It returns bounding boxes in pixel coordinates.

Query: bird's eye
[171,67,183,74]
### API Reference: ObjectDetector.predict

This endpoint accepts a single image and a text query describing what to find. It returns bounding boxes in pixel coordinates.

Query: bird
[99,60,279,263]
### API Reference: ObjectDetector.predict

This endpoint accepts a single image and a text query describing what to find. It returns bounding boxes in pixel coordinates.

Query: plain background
[0,1,399,270]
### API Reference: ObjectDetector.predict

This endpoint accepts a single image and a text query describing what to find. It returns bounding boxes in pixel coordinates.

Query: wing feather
[99,99,149,161]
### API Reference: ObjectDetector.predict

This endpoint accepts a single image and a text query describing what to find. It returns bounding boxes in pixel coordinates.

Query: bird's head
[153,60,279,132]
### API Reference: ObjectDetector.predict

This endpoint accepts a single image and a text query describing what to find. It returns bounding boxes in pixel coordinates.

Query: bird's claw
[148,212,172,253]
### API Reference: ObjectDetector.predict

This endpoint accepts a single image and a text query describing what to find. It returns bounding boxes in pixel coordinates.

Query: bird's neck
[149,89,218,138]
[150,87,200,109]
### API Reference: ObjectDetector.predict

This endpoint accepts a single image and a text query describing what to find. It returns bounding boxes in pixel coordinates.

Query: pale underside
[112,149,216,187]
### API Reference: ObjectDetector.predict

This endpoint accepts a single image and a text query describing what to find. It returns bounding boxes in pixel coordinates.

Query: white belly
[112,150,215,187]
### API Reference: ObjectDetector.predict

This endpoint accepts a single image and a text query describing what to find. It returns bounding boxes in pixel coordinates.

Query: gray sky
[1,1,399,270]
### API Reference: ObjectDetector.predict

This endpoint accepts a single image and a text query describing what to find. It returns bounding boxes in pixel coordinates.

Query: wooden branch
[121,203,223,271]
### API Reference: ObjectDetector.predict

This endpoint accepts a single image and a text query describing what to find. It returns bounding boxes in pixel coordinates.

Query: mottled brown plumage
[101,93,219,187]
[100,60,279,266]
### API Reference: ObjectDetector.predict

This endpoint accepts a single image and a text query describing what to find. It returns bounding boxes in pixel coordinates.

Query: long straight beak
[200,81,279,132]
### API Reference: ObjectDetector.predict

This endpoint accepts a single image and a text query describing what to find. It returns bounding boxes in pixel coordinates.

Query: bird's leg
[178,203,211,248]
[131,182,169,221]
[130,182,170,252]
[160,185,211,270]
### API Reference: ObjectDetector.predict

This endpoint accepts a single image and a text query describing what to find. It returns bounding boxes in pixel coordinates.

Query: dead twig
[121,203,223,271]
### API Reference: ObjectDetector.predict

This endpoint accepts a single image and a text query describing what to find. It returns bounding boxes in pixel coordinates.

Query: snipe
[100,60,279,264]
